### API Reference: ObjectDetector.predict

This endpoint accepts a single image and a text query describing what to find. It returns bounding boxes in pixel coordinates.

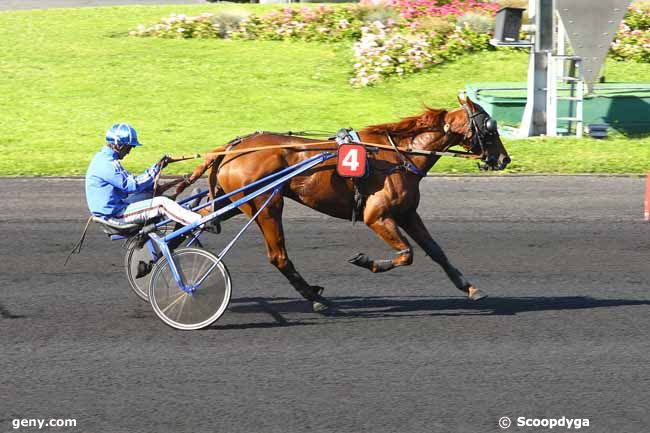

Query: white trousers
[115,196,202,226]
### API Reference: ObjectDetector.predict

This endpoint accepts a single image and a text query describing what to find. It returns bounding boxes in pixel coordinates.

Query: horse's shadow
[208,294,650,330]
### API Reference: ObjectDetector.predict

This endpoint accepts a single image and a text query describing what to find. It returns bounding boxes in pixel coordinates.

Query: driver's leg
[117,197,202,226]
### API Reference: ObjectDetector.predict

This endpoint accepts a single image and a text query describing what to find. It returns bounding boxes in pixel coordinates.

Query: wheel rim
[149,248,231,330]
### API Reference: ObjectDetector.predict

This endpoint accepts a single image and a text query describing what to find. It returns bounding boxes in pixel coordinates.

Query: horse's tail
[174,145,228,197]
[173,131,265,197]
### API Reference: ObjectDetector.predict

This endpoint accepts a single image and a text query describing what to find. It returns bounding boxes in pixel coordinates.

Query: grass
[0,4,649,176]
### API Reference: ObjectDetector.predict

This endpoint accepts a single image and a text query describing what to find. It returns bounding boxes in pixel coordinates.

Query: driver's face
[117,145,133,160]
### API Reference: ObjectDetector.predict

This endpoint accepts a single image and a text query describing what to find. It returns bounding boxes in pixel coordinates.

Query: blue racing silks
[85,146,161,217]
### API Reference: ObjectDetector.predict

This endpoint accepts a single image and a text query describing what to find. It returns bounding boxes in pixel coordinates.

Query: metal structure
[556,0,630,85]
[492,0,632,137]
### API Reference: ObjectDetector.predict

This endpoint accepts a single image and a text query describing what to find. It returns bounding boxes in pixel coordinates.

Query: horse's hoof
[348,253,372,269]
[468,286,487,301]
[312,300,330,313]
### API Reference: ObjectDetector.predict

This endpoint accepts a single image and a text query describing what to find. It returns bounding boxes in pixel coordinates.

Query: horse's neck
[356,130,439,175]
[391,131,460,171]
[412,129,464,152]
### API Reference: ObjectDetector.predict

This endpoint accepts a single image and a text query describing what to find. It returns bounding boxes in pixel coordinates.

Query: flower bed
[130,6,392,42]
[350,22,491,86]
[130,13,221,39]
[390,0,500,20]
[232,5,367,42]
[130,1,650,87]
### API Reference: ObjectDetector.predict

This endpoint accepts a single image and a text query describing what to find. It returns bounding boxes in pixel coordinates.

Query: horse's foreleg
[399,211,486,301]
[349,216,413,273]
[242,194,329,313]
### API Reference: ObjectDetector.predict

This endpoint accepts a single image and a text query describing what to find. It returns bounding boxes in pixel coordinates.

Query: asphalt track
[1,177,649,433]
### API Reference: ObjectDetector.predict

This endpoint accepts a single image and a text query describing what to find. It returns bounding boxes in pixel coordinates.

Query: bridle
[461,103,498,157]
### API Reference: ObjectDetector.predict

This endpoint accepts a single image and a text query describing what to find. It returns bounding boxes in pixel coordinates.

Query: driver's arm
[106,160,162,194]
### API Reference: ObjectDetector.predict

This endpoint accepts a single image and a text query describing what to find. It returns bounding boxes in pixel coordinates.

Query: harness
[385,133,427,177]
[334,128,369,224]
[161,124,484,225]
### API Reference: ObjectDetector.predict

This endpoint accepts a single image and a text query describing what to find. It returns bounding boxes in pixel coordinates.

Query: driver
[85,123,203,227]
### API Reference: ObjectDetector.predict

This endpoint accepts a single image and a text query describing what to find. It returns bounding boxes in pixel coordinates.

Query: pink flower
[392,0,500,20]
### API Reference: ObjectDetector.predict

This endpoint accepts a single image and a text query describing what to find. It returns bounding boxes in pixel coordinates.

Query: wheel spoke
[175,293,189,321]
[161,292,188,314]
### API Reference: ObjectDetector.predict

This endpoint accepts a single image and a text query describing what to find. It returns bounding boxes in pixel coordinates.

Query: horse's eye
[485,118,498,133]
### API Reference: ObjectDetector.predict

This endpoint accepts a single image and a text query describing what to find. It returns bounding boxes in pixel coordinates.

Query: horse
[171,95,510,312]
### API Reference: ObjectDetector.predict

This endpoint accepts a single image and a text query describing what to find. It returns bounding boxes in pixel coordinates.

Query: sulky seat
[91,216,142,236]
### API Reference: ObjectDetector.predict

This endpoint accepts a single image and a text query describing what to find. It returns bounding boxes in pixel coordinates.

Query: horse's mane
[361,107,447,137]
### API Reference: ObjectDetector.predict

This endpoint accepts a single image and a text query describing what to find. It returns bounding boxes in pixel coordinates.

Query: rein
[166,139,481,164]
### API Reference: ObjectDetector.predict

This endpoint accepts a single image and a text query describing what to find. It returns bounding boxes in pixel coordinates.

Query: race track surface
[1,177,649,433]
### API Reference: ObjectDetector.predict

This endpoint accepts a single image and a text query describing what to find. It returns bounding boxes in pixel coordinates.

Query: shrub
[212,10,250,38]
[350,21,492,86]
[611,23,650,62]
[350,22,435,86]
[624,2,650,30]
[409,15,456,34]
[611,4,650,63]
[357,4,401,25]
[230,6,370,42]
[456,11,495,33]
[129,13,220,39]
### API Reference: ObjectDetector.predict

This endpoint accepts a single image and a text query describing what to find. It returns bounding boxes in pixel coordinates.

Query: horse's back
[215,133,355,220]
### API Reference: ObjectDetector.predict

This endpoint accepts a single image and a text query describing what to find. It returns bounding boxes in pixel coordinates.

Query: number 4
[342,149,360,172]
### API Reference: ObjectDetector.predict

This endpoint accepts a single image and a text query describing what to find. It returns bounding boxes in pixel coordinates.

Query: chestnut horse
[174,96,510,312]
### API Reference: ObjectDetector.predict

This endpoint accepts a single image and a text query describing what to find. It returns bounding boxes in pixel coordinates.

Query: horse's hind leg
[399,211,486,301]
[241,193,329,313]
[349,215,414,273]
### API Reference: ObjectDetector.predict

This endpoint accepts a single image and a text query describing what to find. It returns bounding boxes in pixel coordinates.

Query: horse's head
[447,94,511,171]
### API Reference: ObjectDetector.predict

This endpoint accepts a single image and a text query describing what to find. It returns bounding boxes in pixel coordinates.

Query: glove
[157,154,170,169]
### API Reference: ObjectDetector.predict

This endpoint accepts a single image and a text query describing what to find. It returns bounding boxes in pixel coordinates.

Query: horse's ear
[457,90,467,106]
[465,95,477,110]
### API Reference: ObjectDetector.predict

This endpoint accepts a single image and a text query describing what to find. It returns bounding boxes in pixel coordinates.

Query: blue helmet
[105,123,141,147]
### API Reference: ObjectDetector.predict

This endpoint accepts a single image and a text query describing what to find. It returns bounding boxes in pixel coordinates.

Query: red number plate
[337,144,367,178]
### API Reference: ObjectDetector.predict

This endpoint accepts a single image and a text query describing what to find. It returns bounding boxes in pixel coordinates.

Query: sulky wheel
[125,226,202,302]
[148,247,231,330]
[125,236,161,302]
